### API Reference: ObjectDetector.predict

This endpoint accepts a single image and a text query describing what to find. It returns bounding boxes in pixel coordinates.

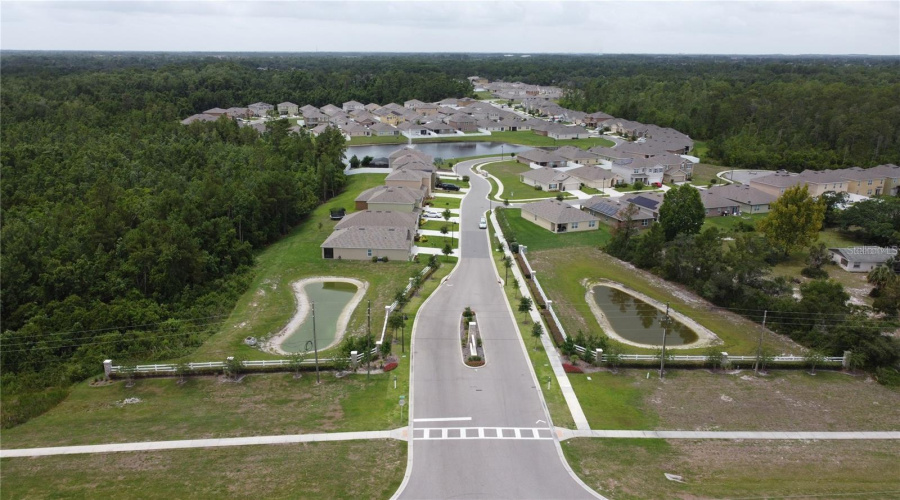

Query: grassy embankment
[487,215,575,429]
[482,161,575,201]
[1,441,406,500]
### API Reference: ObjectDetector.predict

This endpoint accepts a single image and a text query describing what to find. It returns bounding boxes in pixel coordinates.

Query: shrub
[562,363,583,373]
[462,175,470,182]
[381,256,389,262]
[535,185,543,191]
[372,256,378,262]
[383,362,399,372]
[801,266,828,279]
[633,181,645,190]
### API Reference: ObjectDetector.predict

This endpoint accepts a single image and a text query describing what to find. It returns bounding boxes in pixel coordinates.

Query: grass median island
[1,440,406,500]
[495,208,612,252]
[483,161,566,201]
[563,438,900,500]
[488,217,575,429]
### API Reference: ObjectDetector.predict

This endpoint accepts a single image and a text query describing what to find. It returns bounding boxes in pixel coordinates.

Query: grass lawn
[190,173,421,361]
[435,179,470,189]
[690,162,732,186]
[613,184,660,193]
[495,208,612,252]
[701,213,766,233]
[474,90,494,99]
[527,247,798,355]
[419,130,614,149]
[488,217,575,429]
[427,195,462,210]
[347,135,407,146]
[419,220,456,231]
[482,161,572,201]
[570,369,900,432]
[416,235,459,250]
[563,438,900,500]
[579,186,604,195]
[1,441,406,500]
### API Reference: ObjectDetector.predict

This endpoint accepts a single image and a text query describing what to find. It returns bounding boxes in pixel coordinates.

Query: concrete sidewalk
[488,210,591,432]
[1,428,409,458]
[557,429,900,441]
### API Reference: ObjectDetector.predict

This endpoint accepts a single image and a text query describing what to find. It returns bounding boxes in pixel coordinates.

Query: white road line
[413,427,554,441]
[413,417,473,422]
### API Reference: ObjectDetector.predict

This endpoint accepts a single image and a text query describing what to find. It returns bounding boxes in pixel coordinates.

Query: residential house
[448,114,477,132]
[582,196,656,230]
[750,170,846,197]
[342,100,365,113]
[516,148,567,168]
[370,122,400,136]
[404,99,426,109]
[589,146,633,163]
[340,123,371,138]
[248,102,274,117]
[414,103,440,116]
[477,120,507,132]
[385,169,433,196]
[829,247,899,273]
[302,108,328,128]
[355,185,425,212]
[868,164,900,195]
[583,112,614,128]
[706,184,777,214]
[520,199,600,233]
[335,210,420,232]
[374,107,403,126]
[318,104,341,116]
[203,107,228,116]
[321,225,414,261]
[365,103,382,112]
[300,104,319,115]
[423,122,456,135]
[606,119,651,138]
[310,124,331,136]
[567,166,621,189]
[397,122,430,136]
[520,168,579,192]
[352,112,378,127]
[277,102,299,115]
[623,189,739,218]
[389,148,433,168]
[224,107,251,119]
[546,124,589,140]
[181,113,219,125]
[609,157,666,185]
[555,146,602,166]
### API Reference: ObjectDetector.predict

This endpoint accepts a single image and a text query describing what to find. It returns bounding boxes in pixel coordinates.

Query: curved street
[395,157,600,499]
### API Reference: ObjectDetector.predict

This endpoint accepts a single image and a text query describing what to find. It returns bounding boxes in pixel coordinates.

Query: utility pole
[366,300,371,380]
[401,314,406,354]
[659,302,670,379]
[312,302,320,384]
[754,310,767,375]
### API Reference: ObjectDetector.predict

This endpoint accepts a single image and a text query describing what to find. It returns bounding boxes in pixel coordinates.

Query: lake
[590,285,699,346]
[344,142,532,164]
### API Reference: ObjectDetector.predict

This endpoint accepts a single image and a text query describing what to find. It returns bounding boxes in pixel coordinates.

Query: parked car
[652,182,662,188]
[479,217,487,229]
[438,183,460,191]
[423,211,442,219]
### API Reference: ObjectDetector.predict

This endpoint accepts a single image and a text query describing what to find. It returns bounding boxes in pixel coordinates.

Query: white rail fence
[498,218,849,368]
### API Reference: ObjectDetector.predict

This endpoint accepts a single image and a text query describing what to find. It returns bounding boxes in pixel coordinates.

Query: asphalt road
[396,158,599,499]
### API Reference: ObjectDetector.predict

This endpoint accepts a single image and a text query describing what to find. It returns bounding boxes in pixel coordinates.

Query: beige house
[389,148,434,168]
[555,146,602,166]
[517,148,567,168]
[277,102,299,115]
[335,210,420,232]
[520,168,579,192]
[750,170,843,197]
[385,169,433,196]
[355,185,424,212]
[567,166,621,189]
[706,184,777,214]
[321,226,413,261]
[520,199,600,233]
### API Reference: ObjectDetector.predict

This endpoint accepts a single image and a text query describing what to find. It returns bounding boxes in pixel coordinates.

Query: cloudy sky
[2,1,898,55]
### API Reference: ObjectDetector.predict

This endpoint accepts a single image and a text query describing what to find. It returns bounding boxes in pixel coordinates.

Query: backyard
[482,161,575,201]
[496,208,612,252]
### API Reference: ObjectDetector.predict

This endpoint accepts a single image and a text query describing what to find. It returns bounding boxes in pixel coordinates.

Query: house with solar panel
[581,196,657,230]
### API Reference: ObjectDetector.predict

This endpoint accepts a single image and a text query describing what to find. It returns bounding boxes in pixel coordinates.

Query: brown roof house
[448,114,477,132]
[706,184,777,214]
[520,199,600,233]
[516,148,567,168]
[555,146,602,166]
[520,168,579,192]
[582,196,656,230]
[355,185,425,212]
[389,148,433,168]
[321,224,414,261]
[386,168,433,196]
[567,166,621,189]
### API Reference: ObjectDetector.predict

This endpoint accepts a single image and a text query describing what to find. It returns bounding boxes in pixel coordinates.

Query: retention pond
[268,278,367,354]
[589,285,699,347]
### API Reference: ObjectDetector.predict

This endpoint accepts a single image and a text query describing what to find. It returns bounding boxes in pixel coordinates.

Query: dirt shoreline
[262,277,368,355]
[584,279,721,350]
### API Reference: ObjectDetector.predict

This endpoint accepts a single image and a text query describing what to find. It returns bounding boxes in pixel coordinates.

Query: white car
[424,211,442,219]
[479,217,487,229]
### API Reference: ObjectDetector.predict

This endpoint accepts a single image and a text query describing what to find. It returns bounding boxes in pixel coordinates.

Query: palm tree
[867,264,896,295]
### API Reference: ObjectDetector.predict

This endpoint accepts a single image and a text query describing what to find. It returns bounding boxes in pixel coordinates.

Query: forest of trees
[1,52,898,425]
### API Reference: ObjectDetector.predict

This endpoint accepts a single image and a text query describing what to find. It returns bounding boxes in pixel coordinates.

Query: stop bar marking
[413,417,473,423]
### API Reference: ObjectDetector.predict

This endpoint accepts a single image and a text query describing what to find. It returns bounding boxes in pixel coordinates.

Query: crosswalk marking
[413,427,553,441]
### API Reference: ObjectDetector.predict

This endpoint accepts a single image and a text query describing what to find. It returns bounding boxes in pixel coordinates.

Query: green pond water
[591,286,699,346]
[281,281,358,353]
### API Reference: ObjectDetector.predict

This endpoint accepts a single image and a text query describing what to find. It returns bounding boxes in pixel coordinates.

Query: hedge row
[540,310,565,347]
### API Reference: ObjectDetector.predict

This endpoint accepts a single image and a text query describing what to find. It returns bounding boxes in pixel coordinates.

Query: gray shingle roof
[321,226,412,250]
[521,200,599,224]
[567,166,618,182]
[517,148,566,164]
[830,247,898,264]
[706,184,777,206]
[335,210,419,231]
[356,185,425,205]
[585,198,656,221]
[522,168,572,185]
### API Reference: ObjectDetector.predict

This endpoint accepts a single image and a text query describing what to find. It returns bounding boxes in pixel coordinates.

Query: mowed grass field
[1,441,406,500]
[563,438,900,500]
[496,208,612,252]
[482,161,565,201]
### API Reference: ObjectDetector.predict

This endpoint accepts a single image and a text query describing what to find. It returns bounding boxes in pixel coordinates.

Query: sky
[1,1,899,55]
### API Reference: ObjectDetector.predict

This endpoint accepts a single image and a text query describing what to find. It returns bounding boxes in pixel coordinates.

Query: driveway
[396,158,599,499]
